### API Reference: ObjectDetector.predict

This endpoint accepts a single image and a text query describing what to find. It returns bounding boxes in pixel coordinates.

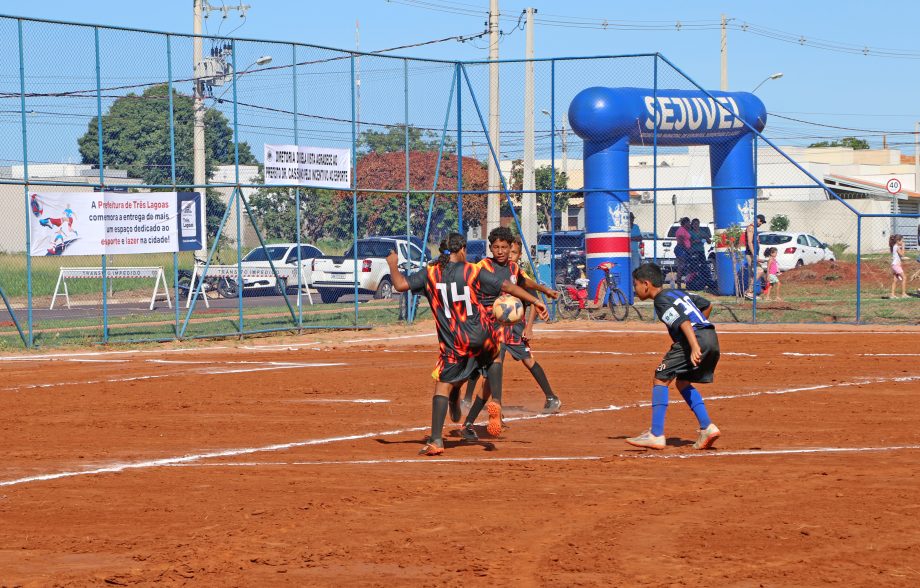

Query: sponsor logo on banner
[643,95,745,136]
[607,202,630,232]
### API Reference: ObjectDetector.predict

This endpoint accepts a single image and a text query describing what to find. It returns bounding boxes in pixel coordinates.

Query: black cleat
[542,396,563,414]
[458,423,479,442]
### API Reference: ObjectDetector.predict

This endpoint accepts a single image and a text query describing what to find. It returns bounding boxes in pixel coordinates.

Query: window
[806,235,821,248]
[797,235,809,246]
[301,245,321,258]
[243,246,288,262]
[759,234,791,245]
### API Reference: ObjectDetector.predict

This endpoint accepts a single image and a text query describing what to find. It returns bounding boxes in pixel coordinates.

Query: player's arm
[689,293,713,319]
[501,280,549,321]
[679,320,702,366]
[523,304,536,340]
[385,251,411,292]
[701,304,713,319]
[519,274,559,299]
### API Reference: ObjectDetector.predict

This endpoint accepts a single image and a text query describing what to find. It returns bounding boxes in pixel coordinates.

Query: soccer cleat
[448,390,462,423]
[418,440,445,456]
[693,423,721,450]
[542,396,563,414]
[485,401,503,437]
[458,423,479,442]
[625,430,666,450]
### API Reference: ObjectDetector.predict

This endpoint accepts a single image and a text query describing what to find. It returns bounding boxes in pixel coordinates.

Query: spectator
[629,212,642,272]
[674,217,692,286]
[687,218,715,291]
[744,214,766,298]
[763,247,782,301]
[890,234,907,299]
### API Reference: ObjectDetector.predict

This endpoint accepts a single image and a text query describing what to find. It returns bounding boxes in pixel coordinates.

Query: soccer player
[626,263,721,450]
[387,232,549,456]
[459,228,559,439]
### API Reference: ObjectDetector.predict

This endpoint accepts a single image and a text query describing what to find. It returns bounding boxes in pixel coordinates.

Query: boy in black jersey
[387,233,549,456]
[459,228,560,440]
[626,263,721,451]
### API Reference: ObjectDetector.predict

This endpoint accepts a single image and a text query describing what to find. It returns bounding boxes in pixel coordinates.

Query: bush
[829,243,849,259]
[769,214,790,231]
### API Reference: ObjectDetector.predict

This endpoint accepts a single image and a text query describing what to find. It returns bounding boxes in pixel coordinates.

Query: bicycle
[177,254,239,300]
[555,261,631,321]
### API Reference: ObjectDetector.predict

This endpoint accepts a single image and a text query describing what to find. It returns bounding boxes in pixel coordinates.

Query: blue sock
[679,385,712,429]
[650,385,669,437]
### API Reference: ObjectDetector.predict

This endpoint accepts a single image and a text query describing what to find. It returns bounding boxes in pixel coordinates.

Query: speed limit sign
[886,178,902,194]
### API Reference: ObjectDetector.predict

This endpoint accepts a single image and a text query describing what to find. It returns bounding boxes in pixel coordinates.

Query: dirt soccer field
[1,321,919,586]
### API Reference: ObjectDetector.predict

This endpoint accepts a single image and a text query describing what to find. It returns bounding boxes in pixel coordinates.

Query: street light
[540,109,568,178]
[212,55,273,102]
[752,72,783,93]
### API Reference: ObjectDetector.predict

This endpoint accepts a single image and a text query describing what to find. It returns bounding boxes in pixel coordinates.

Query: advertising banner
[29,192,202,256]
[263,144,351,189]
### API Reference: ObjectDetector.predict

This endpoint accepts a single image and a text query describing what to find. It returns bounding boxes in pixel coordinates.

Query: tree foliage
[78,84,258,186]
[358,125,454,156]
[769,213,790,232]
[509,160,571,229]
[808,137,869,150]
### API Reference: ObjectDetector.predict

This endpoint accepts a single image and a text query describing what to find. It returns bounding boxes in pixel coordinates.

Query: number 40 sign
[886,178,902,195]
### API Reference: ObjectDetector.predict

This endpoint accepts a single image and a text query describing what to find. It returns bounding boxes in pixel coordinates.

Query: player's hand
[523,325,534,341]
[386,250,399,267]
[533,301,549,321]
[689,345,702,366]
[543,288,560,300]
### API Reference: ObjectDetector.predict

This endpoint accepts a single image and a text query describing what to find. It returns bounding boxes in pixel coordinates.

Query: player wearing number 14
[626,263,722,451]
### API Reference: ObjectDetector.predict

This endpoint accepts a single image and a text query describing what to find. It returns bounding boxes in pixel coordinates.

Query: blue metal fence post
[95,26,108,343]
[856,215,862,323]
[17,19,33,348]
[167,34,180,338]
[404,58,414,323]
[293,43,303,327]
[550,59,556,319]
[456,62,463,234]
[652,55,659,267]
[231,40,243,334]
[752,134,758,323]
[351,54,359,325]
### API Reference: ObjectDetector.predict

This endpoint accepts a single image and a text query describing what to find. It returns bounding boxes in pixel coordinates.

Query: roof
[824,174,920,200]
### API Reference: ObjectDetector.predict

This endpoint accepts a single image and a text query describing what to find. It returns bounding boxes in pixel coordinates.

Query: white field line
[782,352,834,357]
[283,398,390,404]
[861,353,920,357]
[2,373,918,488]
[164,444,920,467]
[342,333,435,344]
[67,359,131,363]
[239,342,320,351]
[0,346,227,363]
[0,362,347,393]
[537,327,914,336]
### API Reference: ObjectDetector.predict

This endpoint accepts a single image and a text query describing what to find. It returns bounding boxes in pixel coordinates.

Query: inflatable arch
[568,87,767,301]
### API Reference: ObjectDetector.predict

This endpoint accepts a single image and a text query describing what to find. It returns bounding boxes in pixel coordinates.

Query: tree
[509,160,571,230]
[769,214,790,232]
[77,84,258,245]
[358,125,455,156]
[808,137,869,150]
[247,185,351,245]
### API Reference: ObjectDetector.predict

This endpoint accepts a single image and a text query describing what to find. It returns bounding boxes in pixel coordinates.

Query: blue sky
[1,0,918,167]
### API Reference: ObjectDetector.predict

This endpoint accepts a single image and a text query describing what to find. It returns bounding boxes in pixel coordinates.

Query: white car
[757,232,835,271]
[239,243,323,294]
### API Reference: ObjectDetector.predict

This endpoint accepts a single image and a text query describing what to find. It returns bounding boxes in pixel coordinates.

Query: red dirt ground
[1,321,919,586]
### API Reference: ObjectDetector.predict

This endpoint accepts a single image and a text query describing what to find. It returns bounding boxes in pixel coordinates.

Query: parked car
[374,234,428,257]
[239,243,323,294]
[311,238,426,304]
[538,230,585,259]
[757,232,836,271]
[466,239,488,263]
[642,222,716,270]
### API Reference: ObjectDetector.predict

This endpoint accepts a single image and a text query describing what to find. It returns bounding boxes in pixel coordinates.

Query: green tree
[358,125,455,156]
[509,160,571,230]
[808,136,869,150]
[247,185,351,244]
[77,84,258,245]
[769,214,790,231]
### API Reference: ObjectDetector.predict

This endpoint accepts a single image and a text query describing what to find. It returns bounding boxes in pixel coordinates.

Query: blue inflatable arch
[568,87,767,300]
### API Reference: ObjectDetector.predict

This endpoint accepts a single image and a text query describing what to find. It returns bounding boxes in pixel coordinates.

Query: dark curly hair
[435,232,467,268]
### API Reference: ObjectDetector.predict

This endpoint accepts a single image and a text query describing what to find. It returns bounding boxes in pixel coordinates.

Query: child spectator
[763,247,782,302]
[890,234,907,299]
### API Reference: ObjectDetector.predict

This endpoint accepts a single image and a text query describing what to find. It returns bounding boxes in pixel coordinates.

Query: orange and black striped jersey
[407,261,504,359]
[475,258,525,309]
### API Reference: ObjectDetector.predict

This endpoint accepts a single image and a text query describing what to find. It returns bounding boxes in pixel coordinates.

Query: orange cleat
[486,401,503,437]
[418,441,444,456]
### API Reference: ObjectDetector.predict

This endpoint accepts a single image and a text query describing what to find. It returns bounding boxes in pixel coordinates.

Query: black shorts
[655,328,720,383]
[500,340,532,362]
[433,348,496,384]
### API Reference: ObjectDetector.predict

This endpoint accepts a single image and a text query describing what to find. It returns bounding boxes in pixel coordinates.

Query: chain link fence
[1,15,917,348]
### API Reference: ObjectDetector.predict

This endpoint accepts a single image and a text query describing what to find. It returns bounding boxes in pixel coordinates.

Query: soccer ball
[492,294,524,325]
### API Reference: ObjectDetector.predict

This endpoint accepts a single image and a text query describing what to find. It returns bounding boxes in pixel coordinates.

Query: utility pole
[915,122,919,197]
[521,8,537,254]
[720,14,728,91]
[560,117,568,179]
[193,0,250,250]
[487,0,501,234]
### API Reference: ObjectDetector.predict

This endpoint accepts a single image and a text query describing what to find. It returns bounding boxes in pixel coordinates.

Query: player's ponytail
[436,232,467,268]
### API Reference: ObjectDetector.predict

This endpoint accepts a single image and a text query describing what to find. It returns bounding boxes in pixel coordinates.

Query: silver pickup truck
[310,238,427,304]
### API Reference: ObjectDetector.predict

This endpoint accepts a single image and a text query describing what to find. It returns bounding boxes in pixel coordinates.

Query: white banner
[264,144,351,189]
[29,192,201,256]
